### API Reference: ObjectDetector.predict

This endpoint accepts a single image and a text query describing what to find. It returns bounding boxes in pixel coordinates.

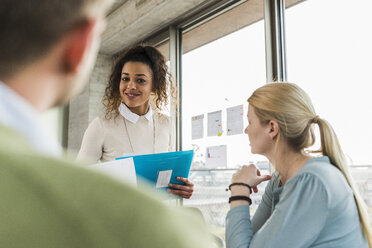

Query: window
[41,107,64,146]
[286,0,372,222]
[180,1,268,233]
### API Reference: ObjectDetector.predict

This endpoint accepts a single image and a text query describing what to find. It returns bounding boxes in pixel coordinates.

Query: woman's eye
[122,77,129,82]
[137,78,145,83]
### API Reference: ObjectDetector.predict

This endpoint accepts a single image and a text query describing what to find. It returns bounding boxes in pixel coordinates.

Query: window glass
[181,17,267,234]
[286,0,372,222]
[41,107,62,144]
[182,22,267,166]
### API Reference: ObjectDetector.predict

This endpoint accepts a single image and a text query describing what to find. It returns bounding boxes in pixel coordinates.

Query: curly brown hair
[102,44,173,118]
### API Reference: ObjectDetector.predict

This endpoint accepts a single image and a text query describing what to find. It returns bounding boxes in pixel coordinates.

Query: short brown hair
[103,44,173,118]
[0,0,113,79]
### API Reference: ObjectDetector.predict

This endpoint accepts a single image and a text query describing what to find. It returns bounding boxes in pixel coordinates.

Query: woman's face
[119,61,153,115]
[245,105,272,156]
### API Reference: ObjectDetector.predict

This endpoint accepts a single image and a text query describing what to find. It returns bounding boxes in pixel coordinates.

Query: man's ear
[268,120,279,140]
[62,20,98,74]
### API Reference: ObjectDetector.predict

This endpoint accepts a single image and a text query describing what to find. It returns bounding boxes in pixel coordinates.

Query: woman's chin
[122,100,137,108]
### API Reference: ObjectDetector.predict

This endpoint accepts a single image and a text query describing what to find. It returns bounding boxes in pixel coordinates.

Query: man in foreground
[0,1,211,247]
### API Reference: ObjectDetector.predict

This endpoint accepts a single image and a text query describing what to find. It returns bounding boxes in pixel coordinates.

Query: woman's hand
[229,164,271,208]
[167,177,194,199]
[232,164,272,195]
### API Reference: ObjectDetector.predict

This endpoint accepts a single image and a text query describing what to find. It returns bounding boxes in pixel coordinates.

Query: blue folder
[116,150,194,189]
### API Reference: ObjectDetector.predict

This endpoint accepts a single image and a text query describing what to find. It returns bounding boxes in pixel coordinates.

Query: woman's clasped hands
[231,164,272,197]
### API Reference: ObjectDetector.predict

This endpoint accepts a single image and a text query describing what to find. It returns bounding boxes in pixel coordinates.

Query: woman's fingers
[252,175,272,193]
[232,164,272,191]
[167,177,194,199]
[167,188,193,199]
[232,164,257,186]
[259,174,272,183]
[176,177,194,186]
[168,183,193,192]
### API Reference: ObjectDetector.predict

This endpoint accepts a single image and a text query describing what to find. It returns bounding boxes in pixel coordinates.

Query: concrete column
[88,54,112,122]
[67,53,112,155]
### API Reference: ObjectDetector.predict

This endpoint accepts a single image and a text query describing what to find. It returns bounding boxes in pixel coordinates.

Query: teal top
[226,156,368,248]
[0,125,212,248]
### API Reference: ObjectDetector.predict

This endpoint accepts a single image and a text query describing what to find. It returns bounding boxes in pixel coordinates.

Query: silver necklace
[123,116,156,154]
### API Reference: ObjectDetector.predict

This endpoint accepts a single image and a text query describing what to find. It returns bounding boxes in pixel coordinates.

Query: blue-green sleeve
[251,174,277,233]
[226,173,329,248]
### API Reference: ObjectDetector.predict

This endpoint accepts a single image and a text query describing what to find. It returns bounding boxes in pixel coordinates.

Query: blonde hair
[248,82,372,246]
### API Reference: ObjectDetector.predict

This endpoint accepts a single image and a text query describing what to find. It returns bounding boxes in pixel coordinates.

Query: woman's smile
[124,92,141,99]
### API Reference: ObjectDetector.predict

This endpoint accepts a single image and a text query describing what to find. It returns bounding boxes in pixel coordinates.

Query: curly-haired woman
[77,44,193,199]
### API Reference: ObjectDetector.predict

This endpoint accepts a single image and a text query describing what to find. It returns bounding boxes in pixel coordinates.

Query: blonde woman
[226,83,371,247]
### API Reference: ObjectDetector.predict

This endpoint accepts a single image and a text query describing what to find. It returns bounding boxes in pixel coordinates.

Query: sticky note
[156,170,172,188]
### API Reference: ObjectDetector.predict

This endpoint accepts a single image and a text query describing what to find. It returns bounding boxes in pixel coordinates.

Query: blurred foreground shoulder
[0,127,213,248]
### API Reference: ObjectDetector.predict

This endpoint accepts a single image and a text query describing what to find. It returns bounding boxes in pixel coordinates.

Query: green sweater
[0,125,211,247]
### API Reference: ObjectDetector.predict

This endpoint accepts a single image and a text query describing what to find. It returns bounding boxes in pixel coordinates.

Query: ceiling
[101,0,304,56]
[100,0,229,55]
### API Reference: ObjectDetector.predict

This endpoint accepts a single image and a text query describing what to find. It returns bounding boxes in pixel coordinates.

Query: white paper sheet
[156,170,173,188]
[89,157,137,186]
[205,145,227,168]
[191,114,204,140]
[207,110,223,137]
[227,105,244,136]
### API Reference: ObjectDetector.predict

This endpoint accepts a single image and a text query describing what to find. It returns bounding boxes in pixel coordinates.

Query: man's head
[0,0,113,110]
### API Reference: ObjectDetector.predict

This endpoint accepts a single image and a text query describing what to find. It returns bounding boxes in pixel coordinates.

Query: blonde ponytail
[317,118,372,246]
[249,82,372,246]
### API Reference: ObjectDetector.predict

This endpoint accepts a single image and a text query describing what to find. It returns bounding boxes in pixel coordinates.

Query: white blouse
[77,103,173,163]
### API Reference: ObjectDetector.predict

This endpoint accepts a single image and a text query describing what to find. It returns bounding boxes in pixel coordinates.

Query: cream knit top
[77,103,173,163]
